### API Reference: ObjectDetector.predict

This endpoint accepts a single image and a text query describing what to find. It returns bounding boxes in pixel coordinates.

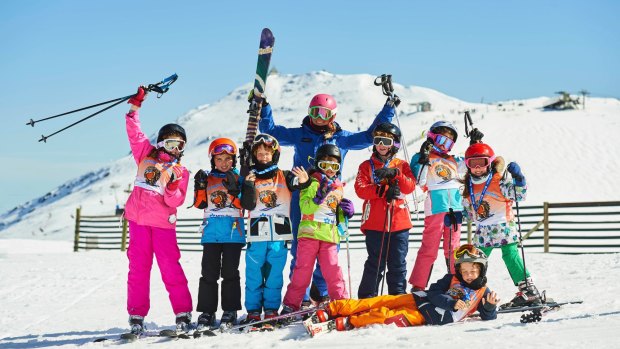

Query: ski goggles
[317,160,341,172]
[465,156,495,169]
[427,131,455,152]
[308,106,335,120]
[373,136,394,147]
[454,244,486,259]
[211,143,236,156]
[253,134,279,149]
[158,139,186,152]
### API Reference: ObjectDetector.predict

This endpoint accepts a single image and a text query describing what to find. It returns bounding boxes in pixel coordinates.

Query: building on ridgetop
[543,91,580,110]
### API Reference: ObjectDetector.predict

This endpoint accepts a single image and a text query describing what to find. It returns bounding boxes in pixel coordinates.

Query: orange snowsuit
[328,294,426,328]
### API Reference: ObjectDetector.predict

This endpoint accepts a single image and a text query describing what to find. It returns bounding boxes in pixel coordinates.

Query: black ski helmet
[157,123,187,143]
[314,144,342,167]
[372,122,402,155]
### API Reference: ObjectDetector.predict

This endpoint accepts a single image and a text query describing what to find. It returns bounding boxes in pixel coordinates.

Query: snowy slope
[0,240,619,348]
[1,71,619,242]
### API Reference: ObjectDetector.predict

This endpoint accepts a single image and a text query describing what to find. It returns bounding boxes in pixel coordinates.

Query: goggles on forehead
[427,131,455,152]
[373,136,394,147]
[211,143,235,157]
[465,156,495,169]
[308,106,335,120]
[317,160,341,172]
[454,244,486,259]
[158,139,186,152]
[253,134,278,148]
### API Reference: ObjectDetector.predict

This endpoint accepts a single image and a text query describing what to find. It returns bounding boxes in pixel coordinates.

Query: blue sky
[1,0,618,213]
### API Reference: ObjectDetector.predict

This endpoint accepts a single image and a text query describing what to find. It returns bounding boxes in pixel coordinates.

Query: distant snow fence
[73,201,620,254]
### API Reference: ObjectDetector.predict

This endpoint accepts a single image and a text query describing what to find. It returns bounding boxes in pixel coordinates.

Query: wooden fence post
[543,202,550,253]
[73,207,81,252]
[121,218,128,252]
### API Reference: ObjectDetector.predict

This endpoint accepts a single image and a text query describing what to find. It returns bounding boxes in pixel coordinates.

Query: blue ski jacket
[259,103,395,170]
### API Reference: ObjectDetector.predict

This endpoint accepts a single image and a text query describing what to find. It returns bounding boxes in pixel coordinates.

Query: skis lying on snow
[495,299,583,323]
[222,307,318,333]
[93,327,216,342]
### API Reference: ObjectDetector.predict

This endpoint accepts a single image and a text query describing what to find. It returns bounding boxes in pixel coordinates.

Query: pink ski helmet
[308,94,338,121]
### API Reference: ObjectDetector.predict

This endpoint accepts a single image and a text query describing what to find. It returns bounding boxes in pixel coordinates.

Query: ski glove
[507,162,526,186]
[469,128,484,145]
[167,167,183,190]
[374,167,399,180]
[417,139,434,165]
[247,89,268,107]
[194,169,208,190]
[313,178,333,205]
[128,86,147,107]
[385,180,401,202]
[443,211,463,227]
[339,198,355,219]
[386,95,401,108]
[222,170,241,197]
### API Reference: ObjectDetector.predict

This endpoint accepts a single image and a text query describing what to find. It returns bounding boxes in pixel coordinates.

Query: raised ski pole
[464,110,474,138]
[31,73,178,142]
[374,74,420,220]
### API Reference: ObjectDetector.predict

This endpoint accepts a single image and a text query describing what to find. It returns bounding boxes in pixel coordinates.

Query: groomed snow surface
[1,239,619,348]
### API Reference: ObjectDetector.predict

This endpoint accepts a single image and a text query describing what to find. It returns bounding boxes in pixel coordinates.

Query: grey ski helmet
[429,121,458,142]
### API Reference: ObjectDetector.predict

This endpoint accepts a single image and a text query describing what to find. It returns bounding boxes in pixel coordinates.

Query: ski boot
[502,277,543,309]
[128,315,145,335]
[261,309,279,331]
[240,311,262,332]
[335,316,352,331]
[219,310,237,330]
[301,299,313,309]
[193,312,217,337]
[196,312,216,331]
[120,315,145,341]
[277,305,296,326]
[175,312,192,334]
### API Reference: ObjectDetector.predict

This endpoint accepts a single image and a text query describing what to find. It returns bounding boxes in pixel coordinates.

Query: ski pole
[513,181,530,288]
[374,74,420,220]
[32,73,178,142]
[380,199,395,296]
[374,200,390,296]
[26,96,129,127]
[344,216,352,298]
[464,111,474,138]
[447,208,456,273]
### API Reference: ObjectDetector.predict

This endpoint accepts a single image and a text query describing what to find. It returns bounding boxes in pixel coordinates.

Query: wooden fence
[74,201,620,254]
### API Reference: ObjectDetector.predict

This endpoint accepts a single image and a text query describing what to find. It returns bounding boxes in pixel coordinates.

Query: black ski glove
[386,95,401,108]
[222,170,241,197]
[375,167,399,180]
[385,180,401,202]
[417,138,434,165]
[194,169,208,190]
[469,128,484,145]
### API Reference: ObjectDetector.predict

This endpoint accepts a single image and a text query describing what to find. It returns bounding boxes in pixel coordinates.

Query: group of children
[120,84,543,335]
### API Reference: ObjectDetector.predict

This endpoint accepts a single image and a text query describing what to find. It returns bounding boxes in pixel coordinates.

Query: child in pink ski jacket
[282,144,354,313]
[123,86,193,336]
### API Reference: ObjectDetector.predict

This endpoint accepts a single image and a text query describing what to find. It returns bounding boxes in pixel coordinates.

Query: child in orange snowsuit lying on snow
[315,244,499,330]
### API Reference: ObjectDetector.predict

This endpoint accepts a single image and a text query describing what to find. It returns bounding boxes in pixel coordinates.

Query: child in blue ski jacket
[259,92,396,303]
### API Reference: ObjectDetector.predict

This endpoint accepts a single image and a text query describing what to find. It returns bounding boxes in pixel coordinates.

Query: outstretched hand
[482,291,500,306]
[128,86,148,109]
[291,166,309,184]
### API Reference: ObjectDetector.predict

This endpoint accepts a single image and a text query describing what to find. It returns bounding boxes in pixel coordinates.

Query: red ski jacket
[354,155,415,233]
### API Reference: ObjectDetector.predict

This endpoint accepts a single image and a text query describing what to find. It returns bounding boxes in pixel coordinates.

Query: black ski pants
[196,243,244,313]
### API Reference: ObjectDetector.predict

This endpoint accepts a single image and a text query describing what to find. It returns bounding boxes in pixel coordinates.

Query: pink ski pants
[126,221,193,316]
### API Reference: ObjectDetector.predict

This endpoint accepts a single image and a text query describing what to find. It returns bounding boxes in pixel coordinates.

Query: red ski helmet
[465,143,495,159]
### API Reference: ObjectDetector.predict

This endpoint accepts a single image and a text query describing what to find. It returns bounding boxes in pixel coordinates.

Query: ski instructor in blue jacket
[259,90,397,304]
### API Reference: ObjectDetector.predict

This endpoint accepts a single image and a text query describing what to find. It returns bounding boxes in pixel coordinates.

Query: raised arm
[258,104,302,146]
[338,103,395,150]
